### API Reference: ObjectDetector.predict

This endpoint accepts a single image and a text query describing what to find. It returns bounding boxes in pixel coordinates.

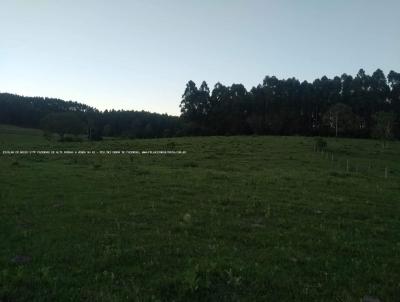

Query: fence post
[346,160,349,173]
[385,167,388,179]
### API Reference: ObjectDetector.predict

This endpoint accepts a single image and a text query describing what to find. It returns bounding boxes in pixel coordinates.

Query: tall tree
[372,111,397,147]
[40,112,86,139]
[322,103,357,137]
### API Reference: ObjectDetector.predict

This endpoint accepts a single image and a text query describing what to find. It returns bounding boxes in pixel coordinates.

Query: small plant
[166,142,176,149]
[92,163,102,169]
[314,137,327,151]
[183,213,192,223]
[183,161,198,168]
[11,160,19,166]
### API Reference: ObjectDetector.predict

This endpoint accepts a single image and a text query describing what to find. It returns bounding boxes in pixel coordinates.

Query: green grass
[0,124,45,145]
[0,125,399,301]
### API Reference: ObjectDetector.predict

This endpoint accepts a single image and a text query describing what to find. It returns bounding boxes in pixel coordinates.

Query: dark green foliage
[0,93,95,129]
[0,94,182,139]
[314,137,327,151]
[180,69,400,138]
[101,110,182,139]
[40,112,86,139]
[322,103,357,137]
[371,111,396,147]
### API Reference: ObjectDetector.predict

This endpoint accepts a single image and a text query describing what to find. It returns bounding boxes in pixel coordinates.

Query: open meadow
[0,125,399,301]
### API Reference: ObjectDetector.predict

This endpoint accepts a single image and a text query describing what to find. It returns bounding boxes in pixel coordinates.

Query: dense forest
[181,69,400,140]
[0,93,182,140]
[1,68,399,140]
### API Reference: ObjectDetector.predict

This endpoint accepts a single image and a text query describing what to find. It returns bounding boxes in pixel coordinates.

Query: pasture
[0,125,399,301]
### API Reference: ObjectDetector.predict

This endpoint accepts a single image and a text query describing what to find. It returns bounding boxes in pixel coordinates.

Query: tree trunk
[335,113,338,137]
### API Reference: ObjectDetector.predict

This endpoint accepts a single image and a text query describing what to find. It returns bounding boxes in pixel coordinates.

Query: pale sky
[1,0,399,116]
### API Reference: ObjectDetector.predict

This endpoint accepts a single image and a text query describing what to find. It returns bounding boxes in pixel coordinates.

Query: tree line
[180,69,400,140]
[0,93,182,140]
[1,68,399,141]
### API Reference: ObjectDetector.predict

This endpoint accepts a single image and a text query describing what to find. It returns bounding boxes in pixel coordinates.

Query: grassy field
[0,125,399,301]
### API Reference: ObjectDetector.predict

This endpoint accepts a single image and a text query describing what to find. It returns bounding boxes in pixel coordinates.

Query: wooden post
[346,160,349,173]
[385,167,388,179]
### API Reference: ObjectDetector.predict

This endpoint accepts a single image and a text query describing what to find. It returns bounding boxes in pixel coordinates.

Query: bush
[315,137,327,151]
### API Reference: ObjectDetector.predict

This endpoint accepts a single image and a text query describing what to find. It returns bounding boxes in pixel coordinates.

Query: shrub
[315,137,327,151]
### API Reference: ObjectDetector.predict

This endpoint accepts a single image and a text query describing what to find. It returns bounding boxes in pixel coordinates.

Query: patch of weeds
[158,266,246,302]
[315,137,327,151]
[203,154,217,160]
[166,142,177,149]
[282,175,293,181]
[131,166,150,176]
[207,172,229,181]
[64,158,78,165]
[329,171,350,178]
[11,160,19,166]
[92,163,102,169]
[217,197,231,206]
[182,161,198,168]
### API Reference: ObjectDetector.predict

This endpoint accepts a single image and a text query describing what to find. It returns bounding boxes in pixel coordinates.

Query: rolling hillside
[0,126,399,301]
